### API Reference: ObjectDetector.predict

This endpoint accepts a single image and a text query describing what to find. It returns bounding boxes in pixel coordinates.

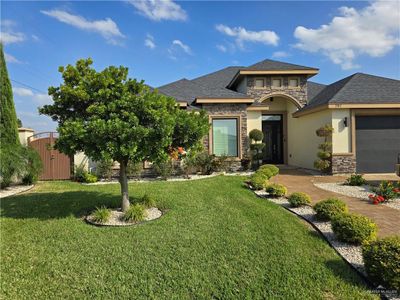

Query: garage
[356,115,400,173]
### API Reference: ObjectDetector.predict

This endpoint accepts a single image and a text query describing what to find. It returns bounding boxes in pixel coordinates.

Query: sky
[2,0,400,132]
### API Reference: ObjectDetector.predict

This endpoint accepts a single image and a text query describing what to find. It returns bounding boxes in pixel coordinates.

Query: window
[262,115,281,121]
[254,78,265,88]
[272,78,282,88]
[212,118,238,156]
[289,77,299,88]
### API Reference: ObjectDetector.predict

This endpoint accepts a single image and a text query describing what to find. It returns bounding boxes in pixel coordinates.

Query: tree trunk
[119,160,130,212]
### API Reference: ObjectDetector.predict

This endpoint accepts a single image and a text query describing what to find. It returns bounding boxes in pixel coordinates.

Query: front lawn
[1,176,376,299]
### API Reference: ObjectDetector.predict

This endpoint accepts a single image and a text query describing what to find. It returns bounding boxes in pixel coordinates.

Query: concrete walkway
[271,168,400,237]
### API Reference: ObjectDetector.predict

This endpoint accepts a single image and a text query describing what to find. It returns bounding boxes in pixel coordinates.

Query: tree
[40,58,208,211]
[0,43,20,146]
[249,129,265,170]
[314,124,334,173]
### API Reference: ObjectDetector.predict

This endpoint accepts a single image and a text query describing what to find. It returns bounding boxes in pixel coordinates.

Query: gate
[28,132,71,180]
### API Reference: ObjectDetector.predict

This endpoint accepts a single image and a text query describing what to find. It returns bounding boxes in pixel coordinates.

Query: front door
[262,115,283,164]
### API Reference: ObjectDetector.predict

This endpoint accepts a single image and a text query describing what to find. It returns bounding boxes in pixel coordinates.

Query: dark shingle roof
[300,73,400,112]
[307,82,326,102]
[243,59,318,71]
[158,77,249,105]
[191,66,243,89]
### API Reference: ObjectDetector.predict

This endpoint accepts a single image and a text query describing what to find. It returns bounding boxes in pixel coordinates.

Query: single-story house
[158,59,400,174]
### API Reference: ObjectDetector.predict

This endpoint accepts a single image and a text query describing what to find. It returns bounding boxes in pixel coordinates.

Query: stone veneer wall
[202,103,248,171]
[331,155,356,174]
[246,75,308,106]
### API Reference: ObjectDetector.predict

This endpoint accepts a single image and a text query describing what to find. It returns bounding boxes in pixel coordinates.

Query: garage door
[356,115,400,173]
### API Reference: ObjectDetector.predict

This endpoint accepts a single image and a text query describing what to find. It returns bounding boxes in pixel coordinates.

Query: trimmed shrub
[84,173,97,183]
[127,161,143,178]
[92,206,111,223]
[345,174,366,186]
[259,164,279,177]
[362,236,400,292]
[250,172,268,190]
[257,167,273,179]
[249,129,264,141]
[266,183,287,197]
[288,192,311,207]
[123,204,147,222]
[314,198,348,221]
[140,194,156,208]
[331,213,377,245]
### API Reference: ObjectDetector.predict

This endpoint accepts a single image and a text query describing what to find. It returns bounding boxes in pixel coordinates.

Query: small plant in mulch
[122,204,147,222]
[369,181,400,205]
[91,206,111,224]
[265,183,287,197]
[331,213,377,245]
[288,192,311,207]
[345,174,366,186]
[314,198,348,221]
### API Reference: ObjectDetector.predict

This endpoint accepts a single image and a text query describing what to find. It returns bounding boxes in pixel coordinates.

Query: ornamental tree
[40,58,208,211]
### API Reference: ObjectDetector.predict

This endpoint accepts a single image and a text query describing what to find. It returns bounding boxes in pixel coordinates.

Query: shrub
[331,213,377,245]
[74,165,87,182]
[96,159,114,180]
[212,154,230,172]
[288,192,311,207]
[314,198,348,221]
[123,204,147,222]
[127,161,143,178]
[195,152,215,175]
[249,129,264,141]
[22,173,35,185]
[92,206,111,223]
[140,194,156,208]
[241,156,251,171]
[266,183,287,197]
[345,174,366,186]
[154,160,173,180]
[84,173,98,183]
[362,236,400,292]
[371,181,399,201]
[182,151,198,176]
[256,167,273,179]
[250,172,268,190]
[259,164,279,177]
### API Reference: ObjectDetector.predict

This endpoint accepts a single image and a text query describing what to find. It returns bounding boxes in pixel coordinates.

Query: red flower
[393,188,400,193]
[373,200,379,205]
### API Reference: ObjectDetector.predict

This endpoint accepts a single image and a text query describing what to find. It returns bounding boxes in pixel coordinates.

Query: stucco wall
[287,107,332,169]
[331,109,351,153]
[247,111,262,134]
[74,152,89,171]
[18,128,34,146]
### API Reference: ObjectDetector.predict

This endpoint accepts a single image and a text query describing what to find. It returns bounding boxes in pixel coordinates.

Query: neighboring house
[158,59,400,174]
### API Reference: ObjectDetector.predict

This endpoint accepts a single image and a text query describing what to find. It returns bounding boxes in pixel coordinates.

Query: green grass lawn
[1,176,376,299]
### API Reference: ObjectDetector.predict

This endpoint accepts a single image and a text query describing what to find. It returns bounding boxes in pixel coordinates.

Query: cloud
[216,24,279,48]
[18,111,56,132]
[144,34,156,49]
[4,53,22,64]
[13,87,52,106]
[294,0,400,69]
[41,9,125,45]
[172,39,192,54]
[216,44,227,52]
[129,0,187,21]
[0,20,25,45]
[272,51,290,59]
[31,34,40,42]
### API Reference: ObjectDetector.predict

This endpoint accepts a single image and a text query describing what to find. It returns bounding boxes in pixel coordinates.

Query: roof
[158,77,249,105]
[301,73,400,112]
[307,82,326,103]
[243,59,318,71]
[191,66,243,89]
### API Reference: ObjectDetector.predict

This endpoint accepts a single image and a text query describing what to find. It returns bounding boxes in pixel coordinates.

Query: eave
[195,98,254,104]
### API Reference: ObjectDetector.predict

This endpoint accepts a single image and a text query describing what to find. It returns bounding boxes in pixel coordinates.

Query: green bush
[92,206,111,223]
[123,204,147,222]
[84,173,98,183]
[140,194,156,208]
[194,152,215,175]
[96,159,114,180]
[259,164,279,177]
[154,160,173,180]
[372,181,399,201]
[266,183,287,197]
[288,192,311,207]
[249,129,264,141]
[21,146,43,185]
[362,236,400,292]
[331,213,377,245]
[250,172,268,190]
[314,198,348,221]
[211,154,230,172]
[127,161,143,178]
[345,174,366,186]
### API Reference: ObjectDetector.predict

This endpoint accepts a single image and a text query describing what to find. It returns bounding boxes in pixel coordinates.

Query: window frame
[209,115,241,158]
[254,77,266,89]
[288,76,300,89]
[271,77,283,89]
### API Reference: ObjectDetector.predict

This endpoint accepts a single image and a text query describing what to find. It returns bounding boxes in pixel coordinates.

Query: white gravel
[86,207,162,226]
[0,184,34,198]
[315,182,400,211]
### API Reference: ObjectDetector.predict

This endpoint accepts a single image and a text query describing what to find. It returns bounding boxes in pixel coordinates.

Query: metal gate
[28,132,71,180]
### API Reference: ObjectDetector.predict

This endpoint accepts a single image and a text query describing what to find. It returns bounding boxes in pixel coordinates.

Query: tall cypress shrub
[0,43,20,146]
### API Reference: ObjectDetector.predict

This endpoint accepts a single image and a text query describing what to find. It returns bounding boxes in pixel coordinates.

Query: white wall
[74,152,89,171]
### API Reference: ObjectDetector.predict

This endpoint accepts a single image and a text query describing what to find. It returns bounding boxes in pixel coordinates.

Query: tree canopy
[40,58,209,210]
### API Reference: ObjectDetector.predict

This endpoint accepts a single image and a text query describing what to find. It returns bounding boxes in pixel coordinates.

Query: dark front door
[262,115,283,164]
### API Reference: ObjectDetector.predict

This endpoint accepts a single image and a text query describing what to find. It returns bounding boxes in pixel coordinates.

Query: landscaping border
[0,184,34,198]
[252,188,399,300]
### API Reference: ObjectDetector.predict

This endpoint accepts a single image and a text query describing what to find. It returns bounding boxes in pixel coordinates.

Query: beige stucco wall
[247,111,262,134]
[74,152,89,171]
[18,128,34,146]
[331,109,351,153]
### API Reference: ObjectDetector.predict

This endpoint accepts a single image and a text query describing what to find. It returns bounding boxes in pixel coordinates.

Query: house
[158,59,400,174]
